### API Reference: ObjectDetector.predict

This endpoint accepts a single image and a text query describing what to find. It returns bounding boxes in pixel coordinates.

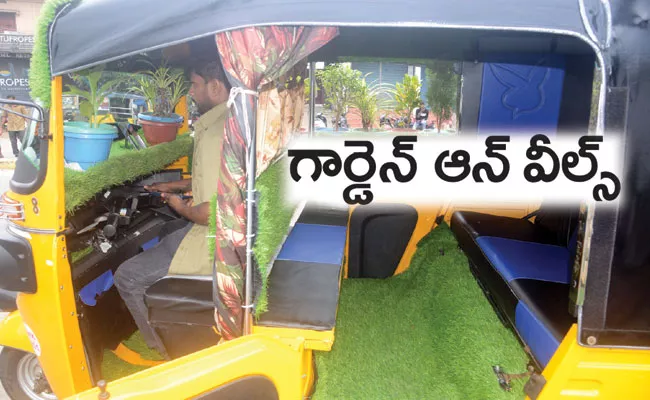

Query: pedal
[493,365,534,391]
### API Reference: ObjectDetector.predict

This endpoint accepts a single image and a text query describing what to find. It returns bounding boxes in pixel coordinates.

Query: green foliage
[316,64,363,131]
[64,66,126,128]
[425,62,459,132]
[350,73,394,131]
[391,74,421,123]
[128,61,190,117]
[253,160,295,317]
[304,77,319,100]
[29,0,76,109]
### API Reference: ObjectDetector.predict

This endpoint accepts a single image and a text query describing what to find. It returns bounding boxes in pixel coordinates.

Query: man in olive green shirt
[114,58,231,357]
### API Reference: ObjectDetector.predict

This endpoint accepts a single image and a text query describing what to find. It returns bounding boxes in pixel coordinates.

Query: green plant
[350,73,394,131]
[316,64,363,131]
[425,63,459,132]
[29,0,76,110]
[64,66,122,128]
[391,74,422,124]
[129,61,190,118]
[304,77,320,100]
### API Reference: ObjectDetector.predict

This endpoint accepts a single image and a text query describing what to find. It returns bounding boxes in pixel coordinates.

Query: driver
[114,56,231,358]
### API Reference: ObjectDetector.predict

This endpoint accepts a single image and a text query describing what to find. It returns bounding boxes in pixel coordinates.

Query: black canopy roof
[49,0,606,76]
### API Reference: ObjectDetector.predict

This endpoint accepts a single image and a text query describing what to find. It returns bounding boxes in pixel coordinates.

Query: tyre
[0,348,56,400]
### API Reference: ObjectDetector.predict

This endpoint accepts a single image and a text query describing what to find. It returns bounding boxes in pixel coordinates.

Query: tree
[391,74,421,125]
[350,73,394,131]
[425,62,458,132]
[316,64,363,131]
[303,77,319,101]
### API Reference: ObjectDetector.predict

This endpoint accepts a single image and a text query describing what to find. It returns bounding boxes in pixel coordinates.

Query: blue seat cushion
[515,301,561,367]
[277,223,347,265]
[475,236,571,284]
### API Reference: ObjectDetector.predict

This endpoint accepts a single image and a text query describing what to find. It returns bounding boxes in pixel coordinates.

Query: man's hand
[163,193,193,214]
[162,193,209,226]
[145,182,174,193]
[145,178,192,193]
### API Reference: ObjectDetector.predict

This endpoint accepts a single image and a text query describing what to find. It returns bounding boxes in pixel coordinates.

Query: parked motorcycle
[379,114,394,129]
[315,112,328,129]
[332,114,348,129]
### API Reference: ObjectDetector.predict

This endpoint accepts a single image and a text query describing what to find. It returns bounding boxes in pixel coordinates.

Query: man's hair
[7,95,15,100]
[186,58,231,91]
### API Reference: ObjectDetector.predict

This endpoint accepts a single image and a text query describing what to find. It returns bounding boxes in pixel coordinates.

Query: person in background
[413,101,429,130]
[4,95,28,157]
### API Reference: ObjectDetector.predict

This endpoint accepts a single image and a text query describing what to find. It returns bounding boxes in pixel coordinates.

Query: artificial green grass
[70,246,93,264]
[109,139,137,159]
[30,0,76,109]
[207,158,296,317]
[64,134,193,214]
[312,223,530,400]
[101,331,164,382]
[252,159,296,317]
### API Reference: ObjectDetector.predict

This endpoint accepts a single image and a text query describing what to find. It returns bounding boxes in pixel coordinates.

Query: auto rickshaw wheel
[0,348,56,400]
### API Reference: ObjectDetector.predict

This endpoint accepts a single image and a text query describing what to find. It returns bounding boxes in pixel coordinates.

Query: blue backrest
[477,53,566,137]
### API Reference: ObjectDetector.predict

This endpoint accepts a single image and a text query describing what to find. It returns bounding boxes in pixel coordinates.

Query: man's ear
[208,80,227,101]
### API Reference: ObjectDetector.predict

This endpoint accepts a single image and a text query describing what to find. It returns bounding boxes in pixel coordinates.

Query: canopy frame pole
[309,61,316,137]
[243,107,257,336]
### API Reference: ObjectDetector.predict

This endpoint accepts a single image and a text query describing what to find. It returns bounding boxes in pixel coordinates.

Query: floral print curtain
[212,26,339,339]
[256,61,309,173]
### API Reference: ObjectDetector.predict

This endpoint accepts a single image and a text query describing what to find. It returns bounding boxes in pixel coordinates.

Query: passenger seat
[450,206,579,368]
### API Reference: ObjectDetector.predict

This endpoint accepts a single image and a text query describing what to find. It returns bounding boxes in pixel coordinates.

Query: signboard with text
[0,57,31,101]
[0,34,34,53]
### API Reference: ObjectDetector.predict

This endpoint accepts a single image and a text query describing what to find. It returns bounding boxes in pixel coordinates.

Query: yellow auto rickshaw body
[0,0,648,399]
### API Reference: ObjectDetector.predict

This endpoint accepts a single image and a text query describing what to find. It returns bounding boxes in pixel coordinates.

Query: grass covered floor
[101,331,164,382]
[312,224,530,400]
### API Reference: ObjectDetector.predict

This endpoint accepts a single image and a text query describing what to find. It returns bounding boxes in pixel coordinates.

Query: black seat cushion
[0,289,17,311]
[297,203,349,227]
[257,260,341,331]
[145,277,214,326]
[451,211,560,246]
[511,279,575,341]
[450,209,578,368]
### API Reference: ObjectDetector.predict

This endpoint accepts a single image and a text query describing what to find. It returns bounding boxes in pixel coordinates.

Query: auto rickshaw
[0,0,648,399]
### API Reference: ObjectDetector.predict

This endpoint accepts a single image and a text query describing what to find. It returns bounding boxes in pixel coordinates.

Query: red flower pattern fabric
[212,26,339,339]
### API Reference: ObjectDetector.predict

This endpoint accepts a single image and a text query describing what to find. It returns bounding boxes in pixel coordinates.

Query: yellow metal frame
[0,79,199,399]
[0,311,33,354]
[534,325,650,399]
[252,326,336,352]
[0,74,646,400]
[66,334,314,400]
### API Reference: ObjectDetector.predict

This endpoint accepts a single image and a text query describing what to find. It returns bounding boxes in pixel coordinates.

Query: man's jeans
[8,130,23,157]
[412,120,426,130]
[114,222,193,357]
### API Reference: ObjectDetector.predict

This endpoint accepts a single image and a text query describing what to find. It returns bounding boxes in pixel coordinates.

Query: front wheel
[0,348,56,400]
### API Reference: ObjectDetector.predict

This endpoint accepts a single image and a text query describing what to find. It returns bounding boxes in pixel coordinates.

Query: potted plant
[129,61,190,145]
[63,66,120,170]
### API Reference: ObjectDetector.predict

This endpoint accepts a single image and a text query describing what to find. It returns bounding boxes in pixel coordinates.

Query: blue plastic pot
[64,122,118,170]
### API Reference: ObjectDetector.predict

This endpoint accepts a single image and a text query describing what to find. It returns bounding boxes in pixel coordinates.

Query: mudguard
[0,311,33,354]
